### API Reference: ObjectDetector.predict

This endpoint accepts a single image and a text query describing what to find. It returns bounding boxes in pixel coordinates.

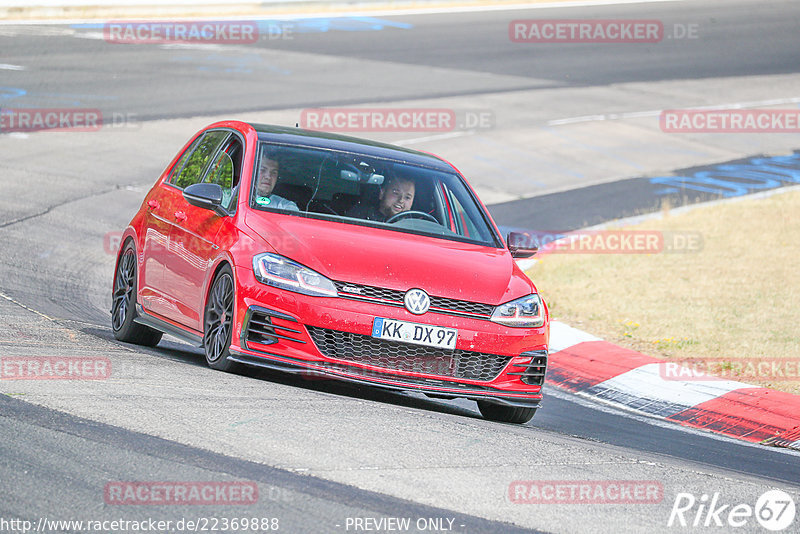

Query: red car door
[138,186,174,317]
[138,136,204,318]
[162,133,242,332]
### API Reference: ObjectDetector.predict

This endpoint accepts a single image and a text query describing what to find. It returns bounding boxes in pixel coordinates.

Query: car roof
[250,123,457,173]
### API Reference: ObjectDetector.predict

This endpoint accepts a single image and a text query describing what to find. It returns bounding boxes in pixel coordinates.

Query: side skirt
[134,304,204,347]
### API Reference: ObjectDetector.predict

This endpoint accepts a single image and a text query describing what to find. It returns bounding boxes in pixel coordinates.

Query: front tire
[111,242,163,347]
[477,401,537,424]
[203,265,238,372]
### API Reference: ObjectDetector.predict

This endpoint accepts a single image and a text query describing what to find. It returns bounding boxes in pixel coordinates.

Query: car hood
[243,212,534,305]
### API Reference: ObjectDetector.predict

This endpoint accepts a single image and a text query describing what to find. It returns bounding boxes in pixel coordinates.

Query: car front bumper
[229,267,549,407]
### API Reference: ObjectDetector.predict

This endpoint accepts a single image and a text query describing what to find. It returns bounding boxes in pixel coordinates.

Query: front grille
[334,281,494,319]
[337,283,403,303]
[306,326,510,381]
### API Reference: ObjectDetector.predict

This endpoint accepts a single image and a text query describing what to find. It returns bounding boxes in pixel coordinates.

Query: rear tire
[203,265,239,372]
[111,242,163,347]
[477,400,537,424]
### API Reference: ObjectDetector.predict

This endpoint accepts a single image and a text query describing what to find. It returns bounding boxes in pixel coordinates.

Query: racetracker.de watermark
[659,358,800,382]
[299,108,494,132]
[295,356,459,382]
[510,19,661,42]
[0,109,139,133]
[509,20,699,43]
[0,108,102,132]
[103,21,270,44]
[510,230,703,254]
[661,109,800,133]
[104,231,298,256]
[509,480,663,504]
[0,357,111,380]
[103,21,293,44]
[104,481,258,505]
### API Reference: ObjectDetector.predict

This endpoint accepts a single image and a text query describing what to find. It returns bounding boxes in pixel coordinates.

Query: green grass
[527,189,800,394]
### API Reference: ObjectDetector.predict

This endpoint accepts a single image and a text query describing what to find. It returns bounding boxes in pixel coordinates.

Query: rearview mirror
[507,231,538,259]
[183,183,227,216]
[340,169,385,185]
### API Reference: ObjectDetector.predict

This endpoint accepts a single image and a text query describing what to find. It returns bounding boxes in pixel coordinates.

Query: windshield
[250,142,501,247]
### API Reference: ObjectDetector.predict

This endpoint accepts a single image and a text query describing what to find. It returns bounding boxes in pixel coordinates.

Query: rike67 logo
[668,490,796,531]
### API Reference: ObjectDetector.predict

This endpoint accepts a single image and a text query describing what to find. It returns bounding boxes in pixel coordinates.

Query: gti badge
[342,285,363,294]
[404,288,430,315]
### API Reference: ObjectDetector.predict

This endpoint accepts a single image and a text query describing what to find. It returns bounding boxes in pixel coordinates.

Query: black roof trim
[250,123,455,172]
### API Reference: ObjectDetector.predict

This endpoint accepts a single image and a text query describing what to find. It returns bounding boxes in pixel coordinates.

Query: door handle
[147,200,159,210]
[174,211,187,222]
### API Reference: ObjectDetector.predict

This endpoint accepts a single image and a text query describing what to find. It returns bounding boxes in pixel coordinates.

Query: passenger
[346,174,415,222]
[254,153,299,211]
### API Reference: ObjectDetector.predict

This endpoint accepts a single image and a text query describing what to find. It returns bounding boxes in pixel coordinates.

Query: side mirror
[183,183,226,216]
[507,231,538,259]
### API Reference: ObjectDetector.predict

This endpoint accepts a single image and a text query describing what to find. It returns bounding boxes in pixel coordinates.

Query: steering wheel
[385,210,439,224]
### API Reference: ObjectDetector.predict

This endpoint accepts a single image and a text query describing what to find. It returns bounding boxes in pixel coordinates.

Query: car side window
[204,137,243,212]
[166,136,202,184]
[448,193,476,238]
[437,181,486,241]
[170,130,228,189]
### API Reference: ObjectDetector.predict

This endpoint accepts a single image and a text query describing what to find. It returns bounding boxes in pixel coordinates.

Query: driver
[346,174,415,222]
[254,152,299,211]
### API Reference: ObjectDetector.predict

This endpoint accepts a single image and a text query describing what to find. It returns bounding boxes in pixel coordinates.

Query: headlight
[252,253,338,297]
[491,294,545,328]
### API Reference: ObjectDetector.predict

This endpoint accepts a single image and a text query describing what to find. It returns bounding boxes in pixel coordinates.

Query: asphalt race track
[1,0,799,532]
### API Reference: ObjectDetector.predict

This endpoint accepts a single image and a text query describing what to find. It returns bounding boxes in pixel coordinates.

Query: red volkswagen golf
[112,121,549,423]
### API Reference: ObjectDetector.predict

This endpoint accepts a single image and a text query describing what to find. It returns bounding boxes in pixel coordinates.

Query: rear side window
[170,130,229,189]
[166,136,201,184]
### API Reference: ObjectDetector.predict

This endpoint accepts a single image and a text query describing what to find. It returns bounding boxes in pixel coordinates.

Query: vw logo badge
[404,288,430,315]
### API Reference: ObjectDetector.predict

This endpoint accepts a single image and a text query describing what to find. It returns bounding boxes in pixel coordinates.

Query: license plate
[372,317,457,350]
